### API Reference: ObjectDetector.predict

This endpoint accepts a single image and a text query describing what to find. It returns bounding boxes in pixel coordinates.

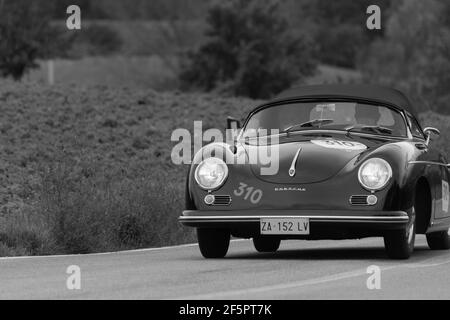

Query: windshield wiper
[345,125,393,135]
[282,119,334,134]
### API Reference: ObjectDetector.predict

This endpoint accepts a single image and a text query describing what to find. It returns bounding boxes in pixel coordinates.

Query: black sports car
[180,85,450,259]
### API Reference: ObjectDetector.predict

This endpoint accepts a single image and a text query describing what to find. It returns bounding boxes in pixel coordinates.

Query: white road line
[0,239,249,261]
[176,268,393,300]
[177,256,450,300]
[0,243,197,260]
[403,259,450,269]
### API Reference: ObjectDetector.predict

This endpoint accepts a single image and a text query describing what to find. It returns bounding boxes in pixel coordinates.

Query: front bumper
[179,210,409,238]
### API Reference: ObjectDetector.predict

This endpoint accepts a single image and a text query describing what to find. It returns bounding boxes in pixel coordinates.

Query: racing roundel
[311,140,367,151]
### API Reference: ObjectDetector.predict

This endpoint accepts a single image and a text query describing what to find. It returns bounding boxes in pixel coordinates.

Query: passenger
[355,105,381,126]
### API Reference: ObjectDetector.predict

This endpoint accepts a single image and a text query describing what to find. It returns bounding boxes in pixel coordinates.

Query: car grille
[213,195,232,206]
[349,195,371,206]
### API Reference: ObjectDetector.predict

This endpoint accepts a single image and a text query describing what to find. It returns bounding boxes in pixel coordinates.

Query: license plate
[260,218,310,235]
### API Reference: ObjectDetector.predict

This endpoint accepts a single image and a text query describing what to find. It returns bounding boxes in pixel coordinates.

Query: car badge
[289,147,302,177]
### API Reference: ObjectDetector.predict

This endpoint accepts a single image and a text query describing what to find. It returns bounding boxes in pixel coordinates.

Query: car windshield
[243,101,407,138]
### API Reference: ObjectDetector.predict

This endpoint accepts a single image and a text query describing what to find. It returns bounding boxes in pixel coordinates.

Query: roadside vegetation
[0,80,256,256]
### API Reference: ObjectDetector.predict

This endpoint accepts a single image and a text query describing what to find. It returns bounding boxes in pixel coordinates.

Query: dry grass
[0,80,256,256]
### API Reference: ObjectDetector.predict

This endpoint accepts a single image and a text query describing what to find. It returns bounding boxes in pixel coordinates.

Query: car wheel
[253,236,281,253]
[197,228,230,258]
[384,210,416,259]
[426,229,450,250]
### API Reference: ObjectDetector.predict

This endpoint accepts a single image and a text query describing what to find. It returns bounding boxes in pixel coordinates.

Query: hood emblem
[289,147,302,177]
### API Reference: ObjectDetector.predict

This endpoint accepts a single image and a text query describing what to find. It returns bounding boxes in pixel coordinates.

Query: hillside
[0,81,257,255]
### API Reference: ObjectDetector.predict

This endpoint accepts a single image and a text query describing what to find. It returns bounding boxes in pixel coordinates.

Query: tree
[0,0,60,80]
[358,0,450,114]
[295,0,393,68]
[180,0,317,99]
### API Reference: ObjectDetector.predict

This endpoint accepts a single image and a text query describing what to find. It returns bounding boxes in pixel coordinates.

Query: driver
[355,105,381,126]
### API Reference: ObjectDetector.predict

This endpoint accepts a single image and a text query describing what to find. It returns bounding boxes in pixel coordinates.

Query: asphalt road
[1,235,450,299]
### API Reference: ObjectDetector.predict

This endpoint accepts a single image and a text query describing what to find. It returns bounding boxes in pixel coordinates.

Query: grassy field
[0,80,449,256]
[0,80,256,256]
[28,56,180,91]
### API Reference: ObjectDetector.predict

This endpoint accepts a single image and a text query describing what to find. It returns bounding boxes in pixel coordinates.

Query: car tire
[426,230,450,250]
[197,228,230,258]
[384,211,416,259]
[253,236,281,253]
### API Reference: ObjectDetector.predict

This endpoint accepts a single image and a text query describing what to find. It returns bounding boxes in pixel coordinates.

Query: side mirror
[227,117,241,130]
[226,117,242,145]
[423,127,440,145]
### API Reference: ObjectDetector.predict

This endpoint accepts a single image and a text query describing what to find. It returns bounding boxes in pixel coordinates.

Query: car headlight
[194,157,228,190]
[358,158,392,191]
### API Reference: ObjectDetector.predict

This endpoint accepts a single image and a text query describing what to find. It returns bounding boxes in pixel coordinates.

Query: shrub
[0,230,42,255]
[315,25,366,69]
[0,206,53,256]
[296,0,392,69]
[0,0,61,80]
[117,214,147,247]
[180,0,317,99]
[36,153,195,254]
[358,0,450,114]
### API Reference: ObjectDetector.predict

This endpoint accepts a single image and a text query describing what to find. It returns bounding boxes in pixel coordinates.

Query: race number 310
[234,183,263,204]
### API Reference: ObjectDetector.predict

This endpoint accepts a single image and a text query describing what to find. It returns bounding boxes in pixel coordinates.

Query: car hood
[243,134,383,184]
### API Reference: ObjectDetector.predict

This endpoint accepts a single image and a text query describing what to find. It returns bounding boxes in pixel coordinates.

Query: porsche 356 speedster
[179,85,450,259]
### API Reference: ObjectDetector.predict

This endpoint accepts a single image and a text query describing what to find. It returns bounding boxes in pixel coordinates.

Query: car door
[408,114,450,220]
[438,162,450,219]
[431,148,450,220]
